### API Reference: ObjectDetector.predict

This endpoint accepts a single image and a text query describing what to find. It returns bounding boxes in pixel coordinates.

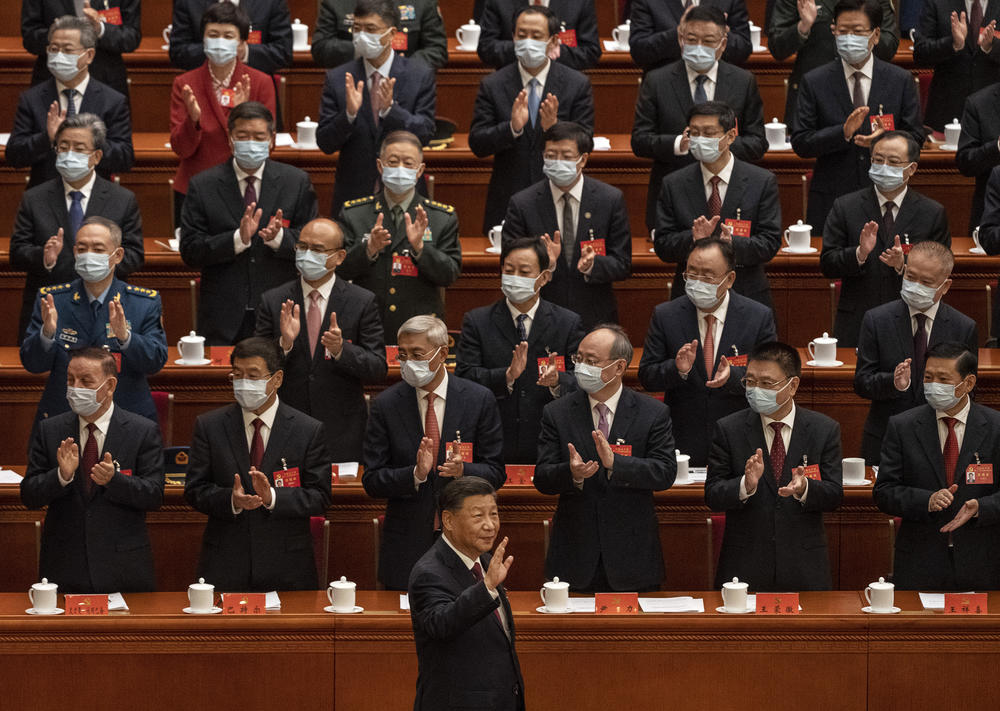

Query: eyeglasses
[542,152,582,161]
[682,272,727,284]
[228,372,272,382]
[294,242,340,254]
[870,156,912,167]
[351,23,389,34]
[46,45,84,54]
[740,376,791,390]
[571,354,616,368]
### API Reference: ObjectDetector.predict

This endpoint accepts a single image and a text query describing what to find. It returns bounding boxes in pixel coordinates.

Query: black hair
[689,236,736,272]
[501,236,550,272]
[227,101,275,133]
[683,6,728,28]
[926,342,978,378]
[833,0,883,28]
[513,5,560,37]
[353,0,401,29]
[200,2,251,40]
[749,341,802,378]
[871,130,920,163]
[231,336,285,374]
[687,101,737,132]
[543,121,595,154]
[439,476,497,518]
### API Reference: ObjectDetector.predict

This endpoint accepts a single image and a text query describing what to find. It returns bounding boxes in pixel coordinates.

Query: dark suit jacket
[768,0,900,121]
[408,537,524,711]
[184,401,332,591]
[363,376,506,590]
[21,0,141,99]
[631,59,767,228]
[179,158,318,345]
[705,405,843,590]
[654,159,782,309]
[21,406,164,593]
[874,402,1000,590]
[501,177,631,327]
[791,58,924,230]
[7,77,133,188]
[956,83,1000,233]
[854,299,978,463]
[638,292,777,465]
[254,277,388,462]
[316,56,436,215]
[169,0,293,74]
[629,0,752,71]
[980,164,1000,258]
[913,0,1000,131]
[534,388,676,590]
[469,61,594,234]
[10,175,144,340]
[477,0,601,70]
[820,186,951,347]
[456,298,585,464]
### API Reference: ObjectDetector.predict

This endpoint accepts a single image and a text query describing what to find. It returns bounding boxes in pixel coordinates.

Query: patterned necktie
[307,290,322,356]
[707,176,722,218]
[852,71,865,109]
[913,313,928,382]
[80,421,98,497]
[244,175,257,207]
[769,421,786,483]
[561,193,575,267]
[969,0,984,49]
[694,74,709,104]
[69,190,84,239]
[515,313,528,342]
[370,71,382,121]
[63,89,77,117]
[424,392,440,459]
[595,403,610,439]
[942,417,959,486]
[528,78,541,128]
[250,417,265,469]
[470,561,505,626]
[882,201,895,240]
[703,314,716,377]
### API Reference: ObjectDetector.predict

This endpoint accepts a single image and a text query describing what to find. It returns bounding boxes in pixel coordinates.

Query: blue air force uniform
[20,277,168,423]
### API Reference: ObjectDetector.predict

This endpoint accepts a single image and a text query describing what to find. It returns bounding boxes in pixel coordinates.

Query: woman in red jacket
[170,2,276,225]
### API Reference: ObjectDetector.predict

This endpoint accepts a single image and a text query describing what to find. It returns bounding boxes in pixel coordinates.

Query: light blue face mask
[574,360,619,394]
[542,157,581,188]
[689,135,723,163]
[684,277,723,310]
[515,38,548,69]
[204,37,238,65]
[295,250,331,281]
[681,43,717,73]
[47,51,82,83]
[745,378,792,415]
[74,252,112,283]
[869,162,910,192]
[381,165,418,194]
[924,382,962,412]
[233,377,271,410]
[835,33,872,65]
[900,277,941,312]
[353,29,390,60]
[232,140,270,171]
[66,380,109,417]
[401,347,442,388]
[55,150,92,182]
[501,273,541,305]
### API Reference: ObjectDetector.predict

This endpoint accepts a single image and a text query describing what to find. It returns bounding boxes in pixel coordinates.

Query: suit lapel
[570,390,600,462]
[291,281,315,362]
[607,389,637,446]
[439,378,466,461]
[84,178,110,220]
[867,60,894,121]
[784,409,811,481]
[400,384,425,455]
[576,177,597,245]
[77,81,100,115]
[892,300,915,360]
[490,300,521,348]
[915,406,948,488]
[668,63,695,115]
[527,300,553,351]
[957,405,988,485]
[744,409,777,494]
[830,61,855,118]
[219,165,246,226]
[260,406,293,476]
[257,159,281,225]
[715,296,743,368]
[720,162,748,218]
[928,305,952,348]
[225,405,252,485]
[46,180,71,232]
[205,64,231,136]
[685,165,709,217]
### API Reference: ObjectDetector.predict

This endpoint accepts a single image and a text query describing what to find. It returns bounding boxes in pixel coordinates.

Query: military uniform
[311,0,448,69]
[20,277,169,424]
[338,192,461,342]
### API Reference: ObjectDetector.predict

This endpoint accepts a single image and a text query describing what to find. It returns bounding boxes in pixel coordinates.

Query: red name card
[537,356,566,374]
[595,592,639,615]
[580,238,606,255]
[506,464,534,485]
[756,592,800,615]
[65,594,108,616]
[222,593,266,615]
[609,444,632,457]
[724,219,752,238]
[727,354,748,367]
[210,346,233,365]
[801,464,821,481]
[97,8,123,25]
[944,593,988,615]
[385,345,400,366]
[446,441,473,461]
[966,463,994,485]
[870,113,895,131]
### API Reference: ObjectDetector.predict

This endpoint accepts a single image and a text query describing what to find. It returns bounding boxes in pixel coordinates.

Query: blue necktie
[694,75,709,104]
[516,313,528,342]
[63,89,77,117]
[528,78,541,128]
[90,299,101,325]
[69,190,84,239]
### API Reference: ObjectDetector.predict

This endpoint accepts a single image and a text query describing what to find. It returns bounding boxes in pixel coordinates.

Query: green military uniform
[338,192,461,342]
[311,0,449,69]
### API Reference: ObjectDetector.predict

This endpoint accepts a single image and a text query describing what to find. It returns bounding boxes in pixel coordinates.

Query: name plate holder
[222,593,266,615]
[65,594,109,616]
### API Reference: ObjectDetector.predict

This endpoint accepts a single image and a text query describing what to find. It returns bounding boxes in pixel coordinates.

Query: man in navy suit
[11,113,144,342]
[855,241,978,463]
[639,237,777,466]
[469,6,594,234]
[655,101,782,310]
[185,337,333,591]
[20,217,167,425]
[980,165,1000,263]
[316,0,436,216]
[535,324,676,592]
[501,122,630,328]
[7,15,133,188]
[706,341,843,590]
[874,342,1000,590]
[456,237,585,464]
[364,316,506,590]
[630,0,752,71]
[22,348,164,594]
[631,6,767,229]
[255,218,387,463]
[956,83,1000,234]
[170,0,293,74]
[477,0,601,70]
[821,131,951,347]
[790,0,923,232]
[408,477,524,710]
[180,101,318,345]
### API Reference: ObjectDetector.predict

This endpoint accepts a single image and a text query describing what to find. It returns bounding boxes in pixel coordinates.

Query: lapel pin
[281,458,288,470]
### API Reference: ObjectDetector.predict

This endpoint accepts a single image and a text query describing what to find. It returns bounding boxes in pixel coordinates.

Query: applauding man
[535,324,676,592]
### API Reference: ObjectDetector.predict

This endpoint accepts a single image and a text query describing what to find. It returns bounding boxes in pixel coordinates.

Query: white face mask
[47,51,83,83]
[689,135,723,163]
[684,277,724,310]
[204,37,238,65]
[900,277,942,312]
[924,381,963,412]
[515,38,548,69]
[66,379,110,417]
[574,360,619,394]
[381,165,419,194]
[353,29,390,60]
[501,273,542,304]
[400,347,442,388]
[233,375,273,410]
[74,252,112,282]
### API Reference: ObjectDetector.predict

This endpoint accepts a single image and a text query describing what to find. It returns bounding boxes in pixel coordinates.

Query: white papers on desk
[0,469,23,483]
[568,597,596,613]
[747,594,802,611]
[400,594,410,611]
[639,596,705,613]
[593,136,612,151]
[265,591,281,610]
[334,462,359,479]
[689,467,708,482]
[602,40,628,52]
[918,592,976,610]
[0,133,10,147]
[108,592,129,611]
[275,132,295,147]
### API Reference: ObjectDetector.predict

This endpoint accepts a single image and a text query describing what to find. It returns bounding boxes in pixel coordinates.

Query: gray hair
[592,323,634,366]
[80,216,122,247]
[909,240,955,275]
[397,315,448,346]
[48,16,98,49]
[55,113,106,152]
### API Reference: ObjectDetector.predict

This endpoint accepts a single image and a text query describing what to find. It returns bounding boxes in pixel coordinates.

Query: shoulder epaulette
[425,199,455,214]
[39,283,71,296]
[125,284,158,298]
[343,195,376,209]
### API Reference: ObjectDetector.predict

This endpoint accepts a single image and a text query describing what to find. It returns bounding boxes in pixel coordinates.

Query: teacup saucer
[182,606,223,614]
[768,142,794,151]
[536,605,572,614]
[781,246,818,254]
[806,360,844,367]
[969,246,986,255]
[484,246,501,254]
[862,605,901,614]
[715,605,753,614]
[844,479,872,486]
[324,605,364,613]
[174,358,213,366]
[26,607,64,615]
[939,144,958,152]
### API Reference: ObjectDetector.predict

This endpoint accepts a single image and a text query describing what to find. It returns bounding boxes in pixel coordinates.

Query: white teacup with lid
[177,331,206,363]
[291,18,309,51]
[328,576,357,611]
[784,219,812,250]
[612,20,631,50]
[721,577,749,613]
[765,117,787,149]
[540,576,570,612]
[749,22,762,49]
[188,577,214,612]
[296,116,318,149]
[807,332,838,365]
[864,577,895,612]
[675,450,690,484]
[456,20,481,50]
[943,118,961,149]
[29,578,58,613]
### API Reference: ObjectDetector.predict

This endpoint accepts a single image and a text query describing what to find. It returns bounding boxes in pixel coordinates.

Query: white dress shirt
[740,402,809,502]
[414,371,448,486]
[696,289,730,367]
[506,296,541,338]
[235,395,279,513]
[875,185,907,223]
[56,73,90,114]
[841,52,874,108]
[363,50,396,119]
[588,383,623,431]
[63,170,97,214]
[60,403,115,485]
[549,177,584,242]
[700,152,735,205]
[512,59,552,137]
[936,395,971,452]
[231,159,283,254]
[908,297,941,340]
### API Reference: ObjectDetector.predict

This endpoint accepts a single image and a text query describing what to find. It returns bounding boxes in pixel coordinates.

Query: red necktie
[244,175,257,207]
[471,561,504,626]
[703,314,716,378]
[424,393,440,459]
[769,421,785,484]
[969,0,984,49]
[370,71,382,122]
[707,176,722,218]
[80,422,98,496]
[307,290,322,356]
[250,417,265,469]
[942,417,959,487]
[852,71,865,109]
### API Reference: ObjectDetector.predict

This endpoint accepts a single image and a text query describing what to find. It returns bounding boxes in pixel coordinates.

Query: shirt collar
[685,60,719,85]
[700,152,735,184]
[210,62,237,90]
[384,189,415,212]
[698,287,731,320]
[86,281,114,305]
[506,295,541,323]
[518,59,551,90]
[841,51,874,83]
[80,401,114,436]
[241,392,280,429]
[548,174,585,203]
[364,49,395,79]
[875,185,908,208]
[936,395,972,424]
[233,158,265,183]
[301,274,336,302]
[56,72,90,99]
[589,383,624,419]
[420,371,449,401]
[762,400,797,430]
[63,170,97,200]
[907,297,942,322]
[441,532,478,570]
